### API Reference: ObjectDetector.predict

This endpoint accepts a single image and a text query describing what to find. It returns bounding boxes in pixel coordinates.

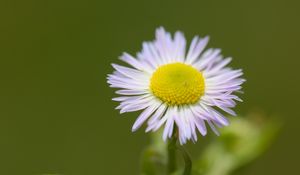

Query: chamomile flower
[107,27,245,144]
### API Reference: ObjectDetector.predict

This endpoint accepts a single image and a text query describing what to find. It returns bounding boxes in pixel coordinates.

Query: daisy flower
[107,27,245,144]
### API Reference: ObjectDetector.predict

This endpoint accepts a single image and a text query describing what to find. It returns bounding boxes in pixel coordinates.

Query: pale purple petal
[132,101,161,131]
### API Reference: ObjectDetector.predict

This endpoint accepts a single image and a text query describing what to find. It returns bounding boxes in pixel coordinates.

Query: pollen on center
[150,63,205,106]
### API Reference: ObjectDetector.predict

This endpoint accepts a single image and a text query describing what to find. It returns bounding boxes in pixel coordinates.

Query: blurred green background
[0,0,299,174]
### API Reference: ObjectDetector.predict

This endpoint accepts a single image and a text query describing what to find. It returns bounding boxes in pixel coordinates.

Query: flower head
[107,27,245,144]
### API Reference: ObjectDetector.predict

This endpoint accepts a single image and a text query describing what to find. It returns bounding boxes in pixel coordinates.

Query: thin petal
[132,101,161,131]
[186,36,209,64]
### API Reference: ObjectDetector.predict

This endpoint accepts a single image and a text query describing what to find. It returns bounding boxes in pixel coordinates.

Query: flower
[107,27,245,144]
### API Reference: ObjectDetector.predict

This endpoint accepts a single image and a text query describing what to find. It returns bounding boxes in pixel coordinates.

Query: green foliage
[140,113,281,175]
[141,130,168,175]
[194,113,281,175]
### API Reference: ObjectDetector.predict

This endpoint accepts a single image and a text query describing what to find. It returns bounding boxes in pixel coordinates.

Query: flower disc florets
[150,63,205,105]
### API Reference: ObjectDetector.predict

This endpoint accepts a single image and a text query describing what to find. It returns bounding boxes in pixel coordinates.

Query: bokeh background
[1,0,299,174]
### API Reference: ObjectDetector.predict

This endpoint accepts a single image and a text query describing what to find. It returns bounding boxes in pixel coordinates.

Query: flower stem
[167,133,177,175]
[167,129,192,175]
[177,145,192,175]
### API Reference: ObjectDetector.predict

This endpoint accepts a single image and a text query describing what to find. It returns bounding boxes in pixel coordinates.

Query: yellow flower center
[150,63,205,105]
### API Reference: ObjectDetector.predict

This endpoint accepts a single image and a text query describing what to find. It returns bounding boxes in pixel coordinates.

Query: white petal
[186,36,209,64]
[189,106,207,136]
[137,52,157,71]
[193,49,221,70]
[146,104,167,132]
[155,27,172,63]
[119,52,144,70]
[112,95,147,102]
[207,120,220,136]
[132,101,161,131]
[120,99,154,113]
[186,36,199,62]
[111,64,149,80]
[116,89,148,95]
[163,116,174,141]
[119,96,155,113]
[147,103,167,125]
[147,42,163,66]
[153,107,174,131]
[173,31,186,62]
[108,74,149,86]
[204,57,232,76]
[200,103,229,126]
[205,69,243,83]
[182,107,192,140]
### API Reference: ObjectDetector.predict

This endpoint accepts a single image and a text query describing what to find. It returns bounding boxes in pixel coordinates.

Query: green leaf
[140,129,168,175]
[194,113,281,175]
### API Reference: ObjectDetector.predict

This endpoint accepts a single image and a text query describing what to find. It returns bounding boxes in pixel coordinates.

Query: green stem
[167,129,192,175]
[177,145,192,175]
[167,133,177,175]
